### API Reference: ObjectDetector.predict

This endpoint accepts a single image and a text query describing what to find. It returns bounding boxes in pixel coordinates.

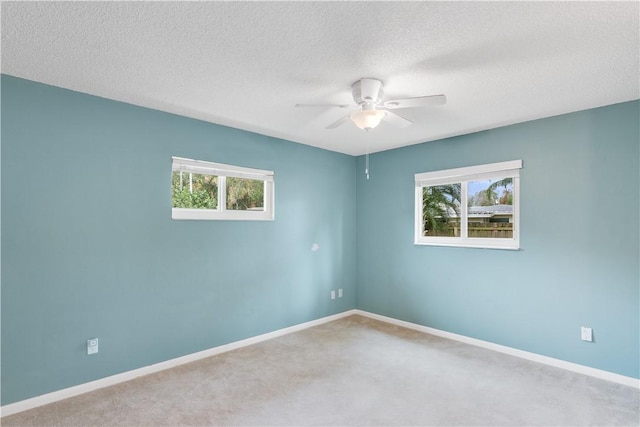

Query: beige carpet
[2,315,639,426]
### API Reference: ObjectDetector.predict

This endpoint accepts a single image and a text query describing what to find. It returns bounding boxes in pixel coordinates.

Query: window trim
[414,160,522,250]
[171,156,274,221]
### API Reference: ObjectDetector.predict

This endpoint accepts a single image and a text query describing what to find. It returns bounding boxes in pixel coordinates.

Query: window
[172,156,274,220]
[415,160,521,249]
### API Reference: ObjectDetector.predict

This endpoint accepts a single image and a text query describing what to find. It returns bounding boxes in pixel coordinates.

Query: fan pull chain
[365,129,370,180]
[365,152,369,180]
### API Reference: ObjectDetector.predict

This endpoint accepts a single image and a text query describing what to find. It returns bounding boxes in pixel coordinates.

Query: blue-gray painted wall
[1,75,638,405]
[1,75,357,405]
[356,100,639,379]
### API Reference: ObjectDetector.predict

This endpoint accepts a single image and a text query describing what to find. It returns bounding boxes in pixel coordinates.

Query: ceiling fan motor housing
[352,78,384,106]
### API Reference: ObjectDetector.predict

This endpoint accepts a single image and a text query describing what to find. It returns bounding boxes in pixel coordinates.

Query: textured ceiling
[2,2,638,156]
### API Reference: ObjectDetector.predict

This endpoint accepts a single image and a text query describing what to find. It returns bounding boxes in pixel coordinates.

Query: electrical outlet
[581,327,593,342]
[87,338,99,355]
[330,290,336,300]
[338,288,343,298]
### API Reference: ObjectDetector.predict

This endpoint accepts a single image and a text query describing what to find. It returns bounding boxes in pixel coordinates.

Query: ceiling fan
[295,78,446,131]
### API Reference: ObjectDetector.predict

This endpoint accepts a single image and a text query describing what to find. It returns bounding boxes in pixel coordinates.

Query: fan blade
[295,103,351,109]
[384,94,446,109]
[382,110,413,128]
[326,114,351,129]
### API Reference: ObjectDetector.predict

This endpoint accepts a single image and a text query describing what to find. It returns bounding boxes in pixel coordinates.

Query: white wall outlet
[87,338,99,355]
[330,290,336,300]
[581,327,593,342]
[338,288,343,298]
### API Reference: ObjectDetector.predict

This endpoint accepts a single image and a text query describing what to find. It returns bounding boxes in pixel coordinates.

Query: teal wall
[356,100,639,379]
[1,75,357,405]
[1,75,638,406]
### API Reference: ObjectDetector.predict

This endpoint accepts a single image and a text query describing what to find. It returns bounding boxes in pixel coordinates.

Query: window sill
[414,240,520,250]
[172,208,274,221]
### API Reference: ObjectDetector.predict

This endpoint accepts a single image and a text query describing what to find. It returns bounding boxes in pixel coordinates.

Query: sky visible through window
[468,180,490,197]
[468,178,513,206]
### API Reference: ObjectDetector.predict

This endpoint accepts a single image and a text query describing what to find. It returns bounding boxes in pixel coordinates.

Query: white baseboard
[3,307,637,417]
[0,310,358,418]
[354,310,640,389]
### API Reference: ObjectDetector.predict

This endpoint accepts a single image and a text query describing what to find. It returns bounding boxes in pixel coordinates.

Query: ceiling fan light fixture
[350,109,386,130]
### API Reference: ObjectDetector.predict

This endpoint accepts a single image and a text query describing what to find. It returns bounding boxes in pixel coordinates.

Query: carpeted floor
[2,315,639,426]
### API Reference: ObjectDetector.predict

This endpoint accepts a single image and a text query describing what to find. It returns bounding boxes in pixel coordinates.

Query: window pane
[422,184,461,237]
[226,177,264,211]
[171,171,218,209]
[467,178,513,238]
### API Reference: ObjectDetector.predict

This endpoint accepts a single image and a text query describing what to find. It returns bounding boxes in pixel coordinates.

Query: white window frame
[172,156,274,221]
[414,160,522,250]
